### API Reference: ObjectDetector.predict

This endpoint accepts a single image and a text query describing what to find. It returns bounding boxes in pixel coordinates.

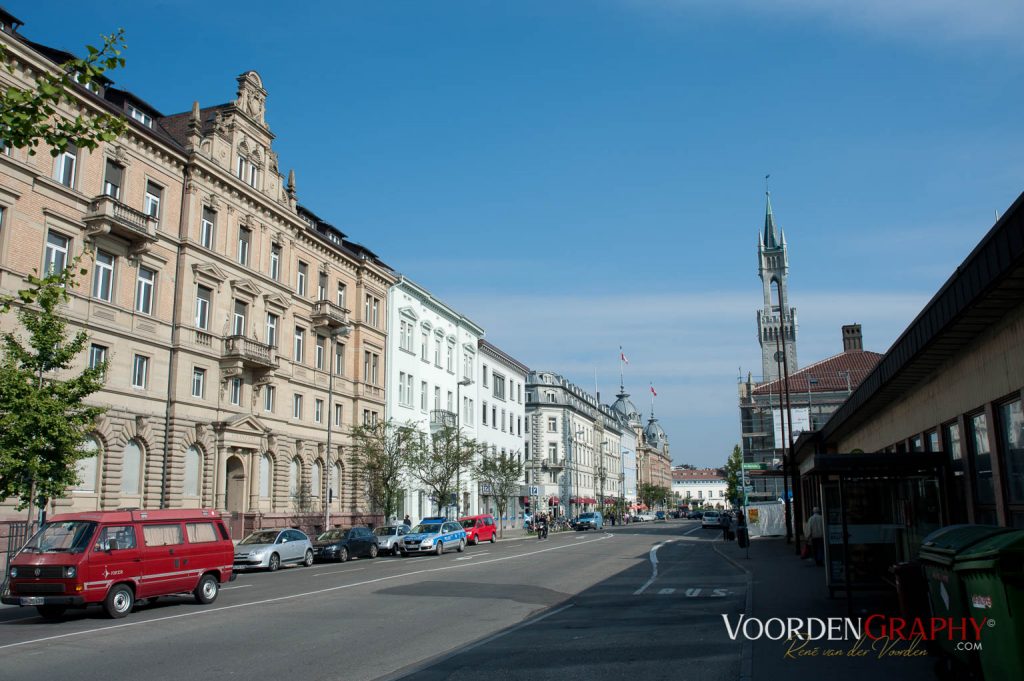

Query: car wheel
[194,574,219,604]
[104,584,134,619]
[36,605,67,620]
[268,553,280,572]
[489,534,496,544]
[339,547,349,563]
[303,549,314,567]
[435,541,444,556]
[457,539,465,553]
[369,544,378,559]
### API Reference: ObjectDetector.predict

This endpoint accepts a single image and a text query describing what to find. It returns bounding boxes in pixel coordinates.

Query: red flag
[650,385,657,397]
[620,351,629,364]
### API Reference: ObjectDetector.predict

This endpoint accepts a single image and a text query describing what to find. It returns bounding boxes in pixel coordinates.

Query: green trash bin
[953,530,1024,681]
[918,524,1011,670]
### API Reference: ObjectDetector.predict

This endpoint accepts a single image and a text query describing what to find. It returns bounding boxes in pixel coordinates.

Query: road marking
[634,540,676,595]
[684,525,704,536]
[658,588,676,595]
[221,585,252,590]
[313,567,366,577]
[0,533,613,651]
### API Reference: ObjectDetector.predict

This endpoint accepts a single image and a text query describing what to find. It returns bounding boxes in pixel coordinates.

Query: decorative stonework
[235,71,267,126]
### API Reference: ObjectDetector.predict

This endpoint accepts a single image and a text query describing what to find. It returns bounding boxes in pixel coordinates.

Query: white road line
[684,525,704,536]
[658,588,676,595]
[634,539,678,595]
[0,533,613,651]
[313,567,366,577]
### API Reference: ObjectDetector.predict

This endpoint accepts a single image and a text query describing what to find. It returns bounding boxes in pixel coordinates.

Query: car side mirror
[107,539,119,552]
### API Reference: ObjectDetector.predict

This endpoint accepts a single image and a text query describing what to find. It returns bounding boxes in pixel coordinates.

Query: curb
[712,540,754,681]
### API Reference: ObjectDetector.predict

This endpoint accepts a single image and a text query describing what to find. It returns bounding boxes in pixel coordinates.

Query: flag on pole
[620,350,629,364]
[650,385,657,397]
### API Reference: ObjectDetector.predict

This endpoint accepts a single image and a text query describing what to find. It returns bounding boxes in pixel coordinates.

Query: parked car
[459,514,498,545]
[373,524,410,555]
[687,510,704,520]
[234,528,313,571]
[313,527,379,562]
[401,517,467,556]
[635,512,657,522]
[701,511,723,529]
[2,508,235,620]
[655,511,667,521]
[575,511,604,531]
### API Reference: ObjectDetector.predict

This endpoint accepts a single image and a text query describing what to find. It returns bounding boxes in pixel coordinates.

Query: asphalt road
[0,520,746,681]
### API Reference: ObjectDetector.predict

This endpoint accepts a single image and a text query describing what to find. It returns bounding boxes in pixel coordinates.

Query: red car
[458,514,497,545]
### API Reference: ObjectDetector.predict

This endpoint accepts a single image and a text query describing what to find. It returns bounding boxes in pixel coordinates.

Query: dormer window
[127,105,152,128]
[236,155,258,188]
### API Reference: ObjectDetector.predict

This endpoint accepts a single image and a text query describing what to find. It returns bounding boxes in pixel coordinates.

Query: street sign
[742,485,754,492]
[742,462,766,470]
[528,485,539,496]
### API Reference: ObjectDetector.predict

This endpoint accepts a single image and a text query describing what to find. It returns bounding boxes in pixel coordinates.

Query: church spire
[763,191,779,249]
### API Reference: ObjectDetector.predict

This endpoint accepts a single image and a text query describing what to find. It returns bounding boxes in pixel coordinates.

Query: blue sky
[15,1,1024,467]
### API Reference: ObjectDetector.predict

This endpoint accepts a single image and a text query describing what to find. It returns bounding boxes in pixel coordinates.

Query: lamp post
[324,324,351,531]
[455,376,473,517]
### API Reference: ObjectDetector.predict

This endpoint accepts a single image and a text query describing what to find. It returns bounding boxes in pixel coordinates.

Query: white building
[385,276,484,520]
[672,468,728,509]
[476,339,529,528]
[609,385,642,508]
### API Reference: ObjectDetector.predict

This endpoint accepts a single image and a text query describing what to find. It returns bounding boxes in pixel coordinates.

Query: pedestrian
[804,506,825,566]
[402,514,412,528]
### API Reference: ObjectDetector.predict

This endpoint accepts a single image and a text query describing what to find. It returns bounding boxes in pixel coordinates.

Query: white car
[634,512,657,522]
[701,511,722,529]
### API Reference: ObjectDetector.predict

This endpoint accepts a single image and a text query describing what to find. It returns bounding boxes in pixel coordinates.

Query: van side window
[186,522,217,543]
[143,524,184,547]
[485,518,494,526]
[95,526,137,551]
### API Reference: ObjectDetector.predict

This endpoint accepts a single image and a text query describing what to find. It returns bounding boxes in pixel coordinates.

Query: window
[144,181,162,221]
[293,393,303,419]
[434,337,442,366]
[270,243,281,280]
[230,377,242,405]
[334,342,345,375]
[315,335,326,370]
[127,104,153,128]
[493,373,506,400]
[363,351,379,384]
[237,155,257,187]
[548,417,557,433]
[266,313,278,347]
[55,144,77,188]
[501,409,506,432]
[294,326,305,363]
[463,354,473,380]
[88,344,107,372]
[191,367,205,398]
[482,401,488,425]
[420,381,428,411]
[405,373,414,407]
[237,227,251,265]
[399,372,409,405]
[92,251,114,302]
[969,412,994,507]
[483,366,489,388]
[314,398,324,424]
[364,295,380,326]
[447,391,454,412]
[446,343,454,373]
[311,461,322,497]
[184,447,201,497]
[195,286,211,330]
[45,232,69,274]
[468,399,475,426]
[135,266,155,314]
[260,454,273,498]
[318,271,327,300]
[73,438,100,492]
[186,522,217,543]
[143,525,183,547]
[400,320,413,352]
[998,400,1024,504]
[103,160,123,199]
[337,282,347,308]
[131,354,149,389]
[434,386,441,410]
[122,439,142,495]
[548,442,558,462]
[200,207,216,248]
[296,261,308,296]
[233,300,247,336]
[289,457,300,497]
[334,403,343,427]
[264,385,276,413]
[421,331,429,361]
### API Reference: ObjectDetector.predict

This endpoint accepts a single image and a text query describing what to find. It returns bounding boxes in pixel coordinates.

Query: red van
[458,514,497,545]
[2,508,234,619]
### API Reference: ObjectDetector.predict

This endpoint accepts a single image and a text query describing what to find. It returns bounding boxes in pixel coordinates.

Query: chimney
[842,324,863,352]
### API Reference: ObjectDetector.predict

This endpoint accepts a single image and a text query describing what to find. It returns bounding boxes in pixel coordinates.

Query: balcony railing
[83,195,158,244]
[311,300,350,329]
[222,335,276,370]
[430,410,457,430]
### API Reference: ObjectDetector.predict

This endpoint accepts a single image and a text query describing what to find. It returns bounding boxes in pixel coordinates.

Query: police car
[400,517,467,556]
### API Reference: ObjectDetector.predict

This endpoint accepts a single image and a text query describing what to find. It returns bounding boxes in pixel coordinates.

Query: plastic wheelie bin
[918,525,1011,673]
[953,530,1024,681]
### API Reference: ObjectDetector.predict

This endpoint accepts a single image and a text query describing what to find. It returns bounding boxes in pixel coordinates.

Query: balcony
[83,195,158,250]
[221,335,277,371]
[430,409,457,432]
[311,300,351,329]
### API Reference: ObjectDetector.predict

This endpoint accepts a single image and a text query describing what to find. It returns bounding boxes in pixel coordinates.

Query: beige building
[0,15,394,536]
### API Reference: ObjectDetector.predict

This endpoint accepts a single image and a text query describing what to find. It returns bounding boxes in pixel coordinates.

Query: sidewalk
[714,535,935,681]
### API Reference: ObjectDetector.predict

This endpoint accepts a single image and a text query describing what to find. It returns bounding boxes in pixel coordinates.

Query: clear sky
[13,1,1024,468]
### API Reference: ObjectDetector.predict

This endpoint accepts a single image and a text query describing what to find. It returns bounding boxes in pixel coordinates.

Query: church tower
[757,192,798,382]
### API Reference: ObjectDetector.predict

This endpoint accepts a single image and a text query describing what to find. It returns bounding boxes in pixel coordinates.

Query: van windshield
[22,521,96,554]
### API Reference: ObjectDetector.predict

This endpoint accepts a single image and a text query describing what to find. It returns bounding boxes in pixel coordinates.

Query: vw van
[2,508,234,619]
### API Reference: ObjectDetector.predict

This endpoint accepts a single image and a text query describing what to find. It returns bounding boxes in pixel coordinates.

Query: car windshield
[22,521,96,554]
[317,529,345,541]
[374,526,398,537]
[240,530,279,545]
[459,519,476,529]
[412,523,441,534]
[580,513,595,519]
[704,513,719,518]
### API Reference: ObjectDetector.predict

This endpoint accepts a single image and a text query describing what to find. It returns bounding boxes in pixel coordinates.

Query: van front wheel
[104,584,134,619]
[194,574,219,604]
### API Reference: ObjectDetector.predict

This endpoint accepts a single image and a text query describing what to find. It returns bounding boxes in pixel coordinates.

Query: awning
[603,498,616,505]
[585,497,597,504]
[548,496,560,504]
[630,503,648,511]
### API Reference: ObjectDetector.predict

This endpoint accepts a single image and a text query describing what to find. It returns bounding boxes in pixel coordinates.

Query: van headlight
[64,566,76,578]
[9,567,16,578]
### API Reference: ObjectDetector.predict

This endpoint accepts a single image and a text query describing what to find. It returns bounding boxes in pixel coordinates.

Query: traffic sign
[742,463,766,470]
[528,485,540,496]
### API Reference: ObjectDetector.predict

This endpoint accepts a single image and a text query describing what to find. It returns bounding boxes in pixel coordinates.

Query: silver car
[234,528,314,571]
[373,524,410,555]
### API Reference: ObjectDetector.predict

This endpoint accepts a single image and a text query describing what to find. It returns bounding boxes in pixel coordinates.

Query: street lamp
[324,324,352,531]
[455,376,473,517]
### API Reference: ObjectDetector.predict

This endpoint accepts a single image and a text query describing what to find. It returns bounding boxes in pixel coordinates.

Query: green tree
[407,425,477,516]
[0,29,127,155]
[472,448,523,537]
[349,419,418,521]
[0,256,107,523]
[724,444,743,506]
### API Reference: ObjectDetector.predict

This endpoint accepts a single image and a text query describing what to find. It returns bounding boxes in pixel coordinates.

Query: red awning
[585,497,597,504]
[549,496,560,504]
[603,498,616,505]
[570,496,581,503]
[630,503,648,511]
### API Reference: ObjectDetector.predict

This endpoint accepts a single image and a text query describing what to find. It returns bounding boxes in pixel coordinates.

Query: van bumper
[2,595,86,607]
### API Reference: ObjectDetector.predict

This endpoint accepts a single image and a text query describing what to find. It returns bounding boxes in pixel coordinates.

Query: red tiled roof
[753,350,883,395]
[672,468,725,481]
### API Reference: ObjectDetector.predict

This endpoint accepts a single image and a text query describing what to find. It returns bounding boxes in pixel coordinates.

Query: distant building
[672,468,727,508]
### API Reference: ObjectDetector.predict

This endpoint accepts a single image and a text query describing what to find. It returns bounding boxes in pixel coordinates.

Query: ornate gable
[230,278,264,298]
[263,292,291,311]
[192,262,230,287]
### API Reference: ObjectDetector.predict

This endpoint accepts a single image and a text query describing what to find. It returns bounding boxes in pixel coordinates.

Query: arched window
[311,460,322,498]
[122,439,143,495]
[184,446,202,497]
[289,458,300,497]
[770,279,780,311]
[331,462,341,503]
[73,438,100,492]
[260,454,272,498]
